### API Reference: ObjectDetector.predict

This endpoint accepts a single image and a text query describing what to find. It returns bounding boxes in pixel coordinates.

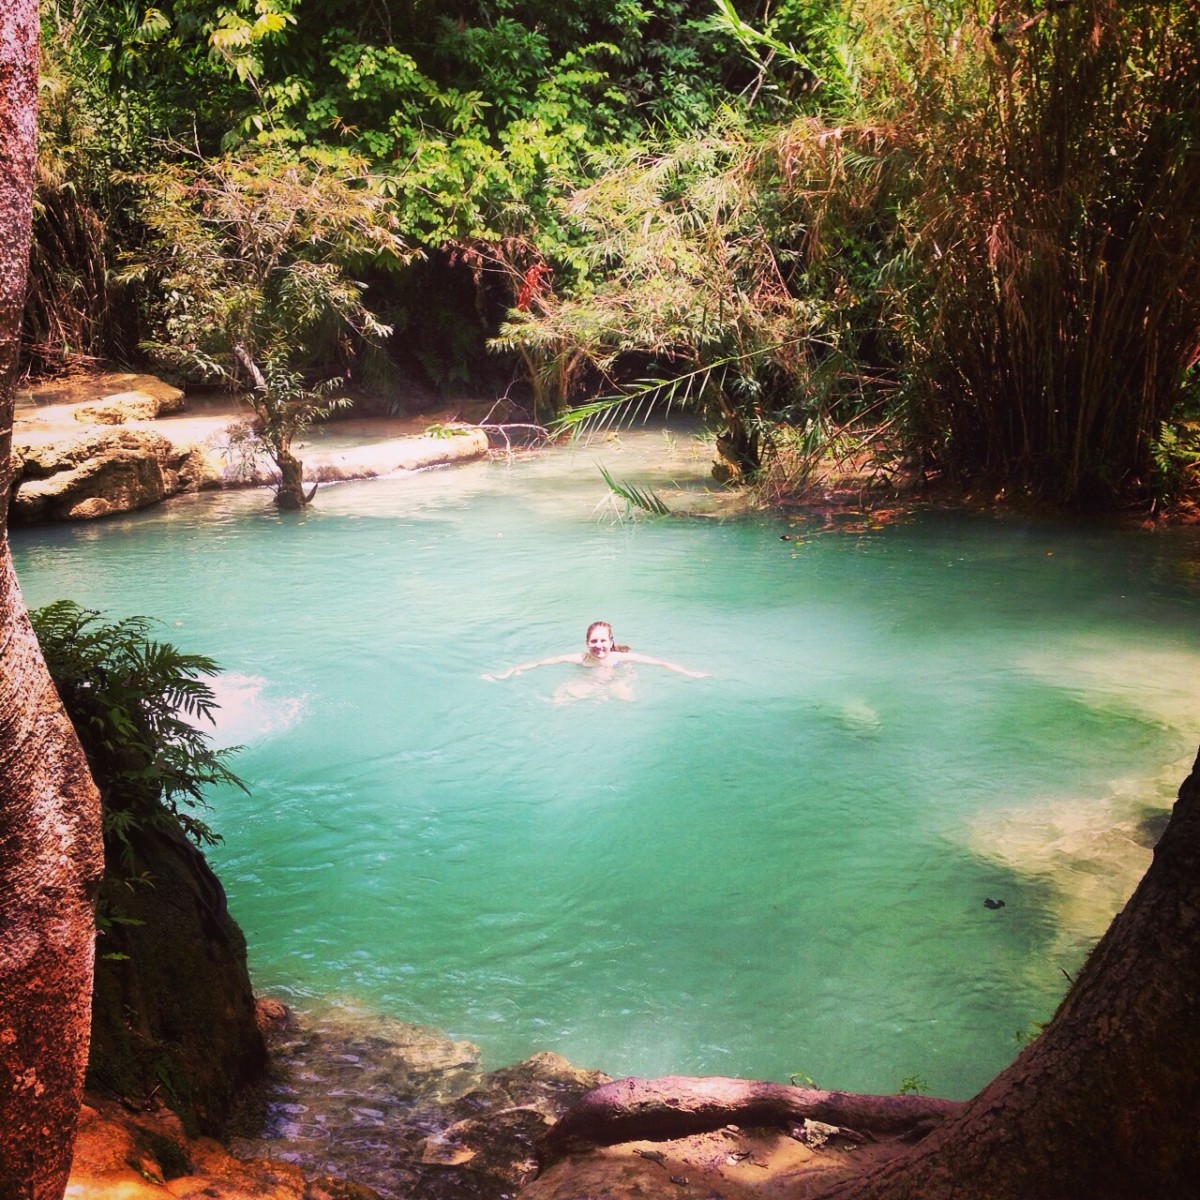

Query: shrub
[30,600,244,870]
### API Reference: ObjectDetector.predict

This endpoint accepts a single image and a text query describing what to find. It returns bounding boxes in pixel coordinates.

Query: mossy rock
[88,821,267,1137]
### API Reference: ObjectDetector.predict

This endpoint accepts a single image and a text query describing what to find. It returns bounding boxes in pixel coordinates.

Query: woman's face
[586,625,614,659]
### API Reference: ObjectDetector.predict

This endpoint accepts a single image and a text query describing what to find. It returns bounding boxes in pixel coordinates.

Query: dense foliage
[26,0,1200,511]
[125,150,413,504]
[894,0,1200,507]
[30,600,242,869]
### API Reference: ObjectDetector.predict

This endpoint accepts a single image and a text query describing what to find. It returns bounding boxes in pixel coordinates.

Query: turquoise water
[10,431,1200,1100]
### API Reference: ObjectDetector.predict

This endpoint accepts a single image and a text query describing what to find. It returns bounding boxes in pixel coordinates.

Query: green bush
[30,601,245,872]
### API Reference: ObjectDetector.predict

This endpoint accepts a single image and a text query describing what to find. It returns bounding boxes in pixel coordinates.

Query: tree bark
[273,445,310,509]
[1,5,105,1197]
[228,345,311,508]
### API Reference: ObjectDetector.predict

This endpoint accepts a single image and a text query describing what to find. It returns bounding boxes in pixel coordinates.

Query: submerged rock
[229,1006,609,1200]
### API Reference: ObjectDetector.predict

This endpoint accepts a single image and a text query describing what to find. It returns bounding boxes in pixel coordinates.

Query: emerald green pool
[12,430,1199,1099]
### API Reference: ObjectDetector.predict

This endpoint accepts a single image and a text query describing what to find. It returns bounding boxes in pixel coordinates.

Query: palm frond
[597,463,671,515]
[553,338,809,442]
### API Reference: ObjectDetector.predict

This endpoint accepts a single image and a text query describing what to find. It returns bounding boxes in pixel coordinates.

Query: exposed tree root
[539,1075,963,1165]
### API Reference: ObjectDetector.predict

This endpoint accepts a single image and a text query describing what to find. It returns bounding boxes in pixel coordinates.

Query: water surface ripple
[12,430,1200,1099]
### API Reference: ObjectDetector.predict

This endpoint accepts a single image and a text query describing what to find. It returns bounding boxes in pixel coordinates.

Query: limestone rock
[11,372,497,518]
[74,378,187,424]
[10,428,217,522]
[21,371,184,410]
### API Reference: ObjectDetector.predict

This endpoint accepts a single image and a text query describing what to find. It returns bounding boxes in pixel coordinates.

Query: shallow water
[11,429,1200,1100]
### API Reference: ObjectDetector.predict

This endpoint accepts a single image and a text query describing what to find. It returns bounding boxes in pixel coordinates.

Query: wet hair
[586,621,629,653]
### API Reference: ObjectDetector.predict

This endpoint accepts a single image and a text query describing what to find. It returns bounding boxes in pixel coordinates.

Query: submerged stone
[229,1007,609,1200]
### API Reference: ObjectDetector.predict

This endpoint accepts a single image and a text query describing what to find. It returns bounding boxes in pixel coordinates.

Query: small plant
[1015,1021,1048,1049]
[424,422,475,439]
[898,1074,928,1096]
[788,1071,818,1089]
[30,601,246,873]
[748,418,830,504]
[598,463,671,516]
[214,418,268,482]
[1150,420,1200,510]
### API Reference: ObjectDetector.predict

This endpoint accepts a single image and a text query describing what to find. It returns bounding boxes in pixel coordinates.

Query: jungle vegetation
[27,0,1200,512]
[8,10,1200,1196]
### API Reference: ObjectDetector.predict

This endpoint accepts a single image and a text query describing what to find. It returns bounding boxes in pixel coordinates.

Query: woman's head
[585,622,614,658]
[586,621,628,656]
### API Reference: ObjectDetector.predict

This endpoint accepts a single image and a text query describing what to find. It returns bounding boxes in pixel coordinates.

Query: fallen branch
[539,1075,963,1165]
[479,422,552,454]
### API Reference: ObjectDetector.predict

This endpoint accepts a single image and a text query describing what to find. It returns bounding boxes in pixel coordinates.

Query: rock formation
[88,820,267,1138]
[9,371,496,521]
[9,428,217,521]
[73,383,188,425]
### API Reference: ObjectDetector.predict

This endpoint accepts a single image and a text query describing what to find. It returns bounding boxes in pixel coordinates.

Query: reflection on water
[10,428,1200,1101]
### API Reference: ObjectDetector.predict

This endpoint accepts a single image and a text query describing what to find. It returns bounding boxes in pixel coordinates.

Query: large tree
[0,2,104,1196]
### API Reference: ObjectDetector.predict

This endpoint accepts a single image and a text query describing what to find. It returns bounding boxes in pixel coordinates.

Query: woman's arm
[619,651,709,678]
[483,653,579,681]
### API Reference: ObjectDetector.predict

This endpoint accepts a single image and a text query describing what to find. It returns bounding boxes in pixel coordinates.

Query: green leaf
[598,462,670,515]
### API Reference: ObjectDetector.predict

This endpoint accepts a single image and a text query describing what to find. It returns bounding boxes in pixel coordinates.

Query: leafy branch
[31,600,246,871]
[597,463,671,516]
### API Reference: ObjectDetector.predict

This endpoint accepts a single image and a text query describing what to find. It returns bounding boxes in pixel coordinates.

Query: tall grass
[897,0,1200,506]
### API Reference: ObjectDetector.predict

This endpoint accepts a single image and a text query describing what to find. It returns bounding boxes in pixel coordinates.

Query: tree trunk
[815,746,1200,1200]
[228,345,311,509]
[540,1075,962,1163]
[713,395,762,483]
[1,6,105,1196]
[273,444,311,509]
[0,562,105,1200]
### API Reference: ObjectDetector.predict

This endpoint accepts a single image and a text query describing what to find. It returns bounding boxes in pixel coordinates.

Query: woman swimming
[483,621,708,682]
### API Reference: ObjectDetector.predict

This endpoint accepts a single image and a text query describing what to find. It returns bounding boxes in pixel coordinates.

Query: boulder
[88,821,268,1138]
[9,428,217,522]
[73,377,187,424]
